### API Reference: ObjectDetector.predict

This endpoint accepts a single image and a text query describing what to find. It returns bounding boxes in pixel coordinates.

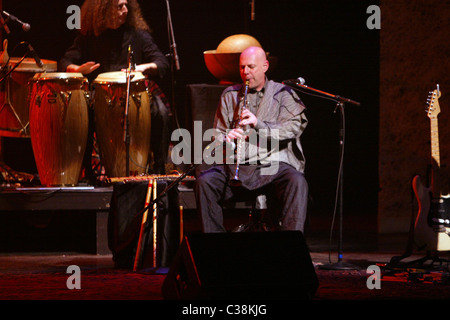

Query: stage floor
[0,233,449,302]
[0,187,448,302]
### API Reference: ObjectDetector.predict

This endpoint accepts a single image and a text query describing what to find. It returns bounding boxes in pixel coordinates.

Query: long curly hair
[80,0,150,36]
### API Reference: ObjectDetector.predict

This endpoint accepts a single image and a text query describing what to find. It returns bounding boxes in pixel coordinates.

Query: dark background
[2,1,379,232]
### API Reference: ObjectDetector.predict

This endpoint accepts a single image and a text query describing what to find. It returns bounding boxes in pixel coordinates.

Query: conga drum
[29,73,89,186]
[93,71,152,177]
[0,57,57,137]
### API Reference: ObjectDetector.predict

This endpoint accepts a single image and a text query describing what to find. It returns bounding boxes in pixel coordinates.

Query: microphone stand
[165,0,180,72]
[0,41,39,84]
[164,0,181,129]
[284,80,360,270]
[123,45,133,176]
[0,12,10,35]
[0,53,27,84]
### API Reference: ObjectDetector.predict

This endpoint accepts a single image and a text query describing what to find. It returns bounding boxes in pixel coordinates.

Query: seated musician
[58,0,171,178]
[194,46,309,233]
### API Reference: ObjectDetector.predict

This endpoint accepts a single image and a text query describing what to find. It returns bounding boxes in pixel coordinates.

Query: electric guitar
[413,85,450,252]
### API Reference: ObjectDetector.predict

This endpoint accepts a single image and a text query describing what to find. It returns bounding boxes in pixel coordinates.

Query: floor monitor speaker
[162,231,318,299]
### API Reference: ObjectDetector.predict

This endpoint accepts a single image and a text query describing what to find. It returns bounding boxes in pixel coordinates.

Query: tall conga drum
[0,57,57,137]
[93,71,152,177]
[29,72,89,186]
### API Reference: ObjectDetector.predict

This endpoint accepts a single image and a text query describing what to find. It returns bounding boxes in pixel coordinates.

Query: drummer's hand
[121,63,158,76]
[135,63,158,76]
[67,62,100,74]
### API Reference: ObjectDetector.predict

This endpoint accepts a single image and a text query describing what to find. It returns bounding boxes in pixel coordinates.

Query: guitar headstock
[427,84,441,119]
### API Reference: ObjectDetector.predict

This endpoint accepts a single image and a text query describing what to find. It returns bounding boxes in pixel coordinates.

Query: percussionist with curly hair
[59,0,171,177]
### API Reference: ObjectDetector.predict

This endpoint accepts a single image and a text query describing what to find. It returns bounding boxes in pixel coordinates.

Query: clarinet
[229,80,250,187]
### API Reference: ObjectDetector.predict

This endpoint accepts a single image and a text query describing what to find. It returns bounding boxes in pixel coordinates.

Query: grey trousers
[194,162,308,233]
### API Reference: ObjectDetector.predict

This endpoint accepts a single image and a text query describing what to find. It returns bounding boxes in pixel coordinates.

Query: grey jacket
[213,79,308,173]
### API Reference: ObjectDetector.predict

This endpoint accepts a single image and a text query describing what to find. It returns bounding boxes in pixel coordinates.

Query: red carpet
[1,252,449,301]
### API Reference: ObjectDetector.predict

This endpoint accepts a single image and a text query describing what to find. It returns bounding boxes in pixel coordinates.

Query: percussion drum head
[9,57,57,73]
[31,72,85,81]
[93,71,146,84]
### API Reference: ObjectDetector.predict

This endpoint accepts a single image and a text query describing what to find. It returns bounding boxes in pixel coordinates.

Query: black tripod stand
[284,78,360,270]
[132,163,197,273]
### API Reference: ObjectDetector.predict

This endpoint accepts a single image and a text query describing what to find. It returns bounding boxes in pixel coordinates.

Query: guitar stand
[390,250,450,271]
[388,184,450,270]
[388,219,450,270]
[411,252,449,267]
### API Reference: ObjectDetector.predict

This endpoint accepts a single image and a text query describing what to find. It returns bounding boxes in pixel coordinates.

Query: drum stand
[132,138,245,272]
[283,79,361,270]
[0,51,29,135]
[0,49,35,184]
[133,163,197,273]
[0,21,36,137]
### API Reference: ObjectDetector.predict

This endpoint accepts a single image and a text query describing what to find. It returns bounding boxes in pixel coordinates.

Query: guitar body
[413,175,450,251]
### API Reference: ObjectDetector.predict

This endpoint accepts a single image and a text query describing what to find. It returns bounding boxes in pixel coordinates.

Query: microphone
[2,11,30,32]
[284,77,305,85]
[283,76,361,106]
[127,45,135,70]
[27,44,43,68]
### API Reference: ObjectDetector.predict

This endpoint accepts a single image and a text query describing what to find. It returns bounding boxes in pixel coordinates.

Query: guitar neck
[430,117,441,168]
[430,114,442,197]
[426,86,443,197]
